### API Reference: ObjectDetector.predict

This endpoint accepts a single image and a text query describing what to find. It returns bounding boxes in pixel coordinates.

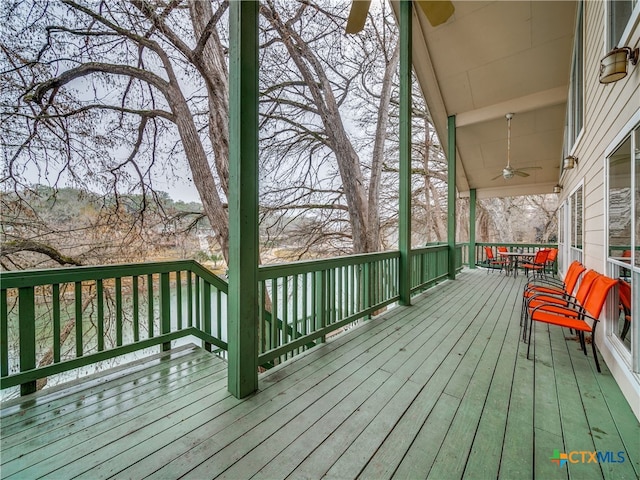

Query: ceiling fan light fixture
[503,168,515,180]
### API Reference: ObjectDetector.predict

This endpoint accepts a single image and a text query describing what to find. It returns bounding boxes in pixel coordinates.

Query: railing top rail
[0,260,228,292]
[475,242,558,247]
[257,250,400,279]
[411,244,450,255]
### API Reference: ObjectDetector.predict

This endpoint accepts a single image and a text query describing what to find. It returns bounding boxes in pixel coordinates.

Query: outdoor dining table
[498,251,536,277]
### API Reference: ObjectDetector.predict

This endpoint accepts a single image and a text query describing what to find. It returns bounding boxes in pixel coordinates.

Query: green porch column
[447,115,456,280]
[228,0,259,398]
[469,188,476,269]
[398,0,412,306]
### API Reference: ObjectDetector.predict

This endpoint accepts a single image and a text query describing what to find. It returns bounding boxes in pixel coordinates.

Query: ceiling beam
[458,182,558,199]
[455,86,568,128]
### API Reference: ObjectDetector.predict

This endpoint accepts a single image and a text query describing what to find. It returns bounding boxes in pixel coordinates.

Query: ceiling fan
[491,113,542,181]
[346,0,455,34]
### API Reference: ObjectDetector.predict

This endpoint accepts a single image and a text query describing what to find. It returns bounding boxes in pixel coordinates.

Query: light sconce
[564,155,578,170]
[599,46,639,84]
[553,184,562,194]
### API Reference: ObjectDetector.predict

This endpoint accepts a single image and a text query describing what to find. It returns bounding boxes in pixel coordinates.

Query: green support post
[447,115,457,280]
[398,0,412,306]
[469,188,476,269]
[228,0,259,398]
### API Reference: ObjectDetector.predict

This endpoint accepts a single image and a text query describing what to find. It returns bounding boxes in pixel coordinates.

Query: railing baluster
[160,272,171,351]
[259,280,266,354]
[314,270,326,344]
[216,289,222,341]
[271,278,278,350]
[282,276,289,355]
[194,275,200,331]
[96,280,104,352]
[292,274,299,355]
[302,273,309,337]
[147,274,154,338]
[349,264,355,316]
[328,268,338,325]
[18,287,36,395]
[133,276,140,342]
[75,281,83,358]
[176,271,183,330]
[202,279,211,352]
[187,272,193,328]
[52,283,61,362]
[1,288,8,378]
[116,277,123,347]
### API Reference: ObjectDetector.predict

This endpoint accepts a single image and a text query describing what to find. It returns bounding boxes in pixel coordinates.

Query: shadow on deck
[1,269,638,479]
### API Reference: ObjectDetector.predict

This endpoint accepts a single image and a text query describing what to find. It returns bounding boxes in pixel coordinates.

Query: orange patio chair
[496,246,511,273]
[521,249,549,278]
[527,273,618,372]
[520,260,586,327]
[482,246,507,274]
[618,279,631,341]
[544,247,558,275]
[522,269,598,341]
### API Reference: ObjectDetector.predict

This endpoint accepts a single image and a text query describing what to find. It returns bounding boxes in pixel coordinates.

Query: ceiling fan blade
[513,170,530,177]
[517,166,542,171]
[416,1,455,27]
[345,0,372,34]
[491,173,505,181]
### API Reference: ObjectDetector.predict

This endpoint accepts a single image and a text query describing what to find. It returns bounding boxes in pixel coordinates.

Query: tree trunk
[368,41,400,251]
[261,2,371,253]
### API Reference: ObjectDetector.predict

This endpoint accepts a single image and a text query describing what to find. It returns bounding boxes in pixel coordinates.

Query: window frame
[605,0,640,51]
[564,0,584,164]
[604,114,639,374]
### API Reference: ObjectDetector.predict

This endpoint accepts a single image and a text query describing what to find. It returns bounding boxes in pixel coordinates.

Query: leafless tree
[3,0,232,262]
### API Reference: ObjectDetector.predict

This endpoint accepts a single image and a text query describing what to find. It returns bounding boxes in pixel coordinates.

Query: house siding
[561,0,639,418]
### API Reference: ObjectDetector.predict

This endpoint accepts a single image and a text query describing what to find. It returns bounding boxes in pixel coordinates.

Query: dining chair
[496,246,511,273]
[527,273,618,372]
[544,248,558,276]
[521,249,549,278]
[482,246,507,274]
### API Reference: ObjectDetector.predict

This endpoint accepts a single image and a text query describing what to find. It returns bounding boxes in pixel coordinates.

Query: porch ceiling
[396,0,577,198]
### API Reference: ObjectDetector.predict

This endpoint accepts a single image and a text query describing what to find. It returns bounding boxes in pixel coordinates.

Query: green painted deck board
[1,269,637,480]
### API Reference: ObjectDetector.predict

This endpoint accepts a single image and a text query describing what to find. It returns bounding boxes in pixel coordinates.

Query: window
[565,1,583,157]
[557,204,566,272]
[606,124,638,368]
[571,185,583,250]
[607,0,638,49]
[608,136,632,259]
[568,185,583,264]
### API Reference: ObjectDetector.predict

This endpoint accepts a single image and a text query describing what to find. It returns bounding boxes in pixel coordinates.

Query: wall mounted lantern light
[553,184,562,194]
[564,155,578,170]
[599,46,639,84]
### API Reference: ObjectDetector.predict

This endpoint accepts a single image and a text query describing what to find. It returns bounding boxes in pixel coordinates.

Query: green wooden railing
[256,245,466,366]
[1,261,228,395]
[0,243,471,396]
[257,251,400,366]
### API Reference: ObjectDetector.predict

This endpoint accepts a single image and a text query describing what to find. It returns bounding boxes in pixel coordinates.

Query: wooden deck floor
[1,269,638,480]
